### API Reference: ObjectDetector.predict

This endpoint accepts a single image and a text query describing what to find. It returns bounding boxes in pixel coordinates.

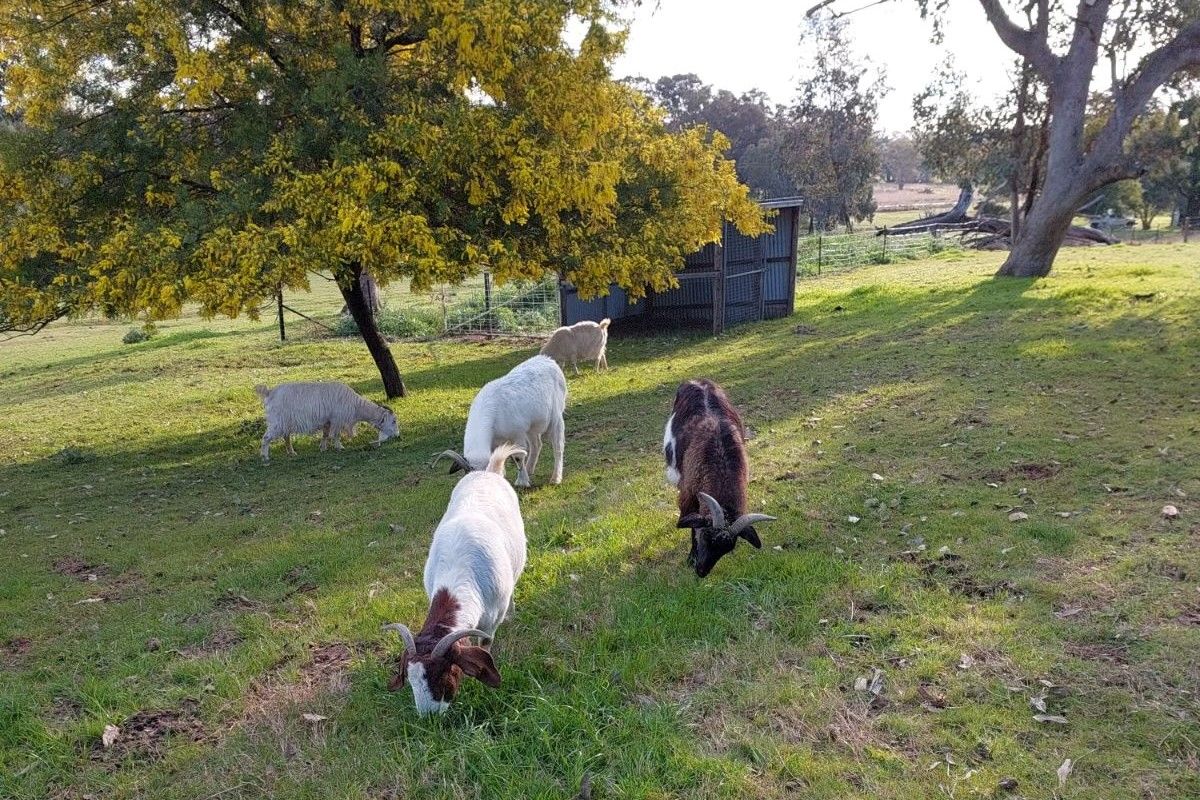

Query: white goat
[450,355,566,487]
[539,318,610,375]
[383,443,527,715]
[255,382,398,462]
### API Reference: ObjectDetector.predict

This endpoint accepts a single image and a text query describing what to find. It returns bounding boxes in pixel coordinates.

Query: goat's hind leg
[549,415,564,485]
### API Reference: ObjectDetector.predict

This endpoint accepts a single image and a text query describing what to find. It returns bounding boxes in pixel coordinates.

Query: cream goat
[255,382,398,462]
[539,318,610,375]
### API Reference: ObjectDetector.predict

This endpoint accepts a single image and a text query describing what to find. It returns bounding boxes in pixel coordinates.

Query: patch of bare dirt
[53,556,108,581]
[984,462,1062,483]
[214,590,264,610]
[951,411,990,428]
[919,559,1018,599]
[49,696,84,726]
[3,636,32,666]
[89,700,207,767]
[239,642,357,728]
[179,628,244,658]
[1176,605,1200,626]
[1064,641,1131,666]
[282,565,318,596]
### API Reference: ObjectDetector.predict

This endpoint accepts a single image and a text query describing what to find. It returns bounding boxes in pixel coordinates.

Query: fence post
[277,284,285,342]
[817,232,823,276]
[1185,217,1191,244]
[483,271,493,331]
[882,229,888,261]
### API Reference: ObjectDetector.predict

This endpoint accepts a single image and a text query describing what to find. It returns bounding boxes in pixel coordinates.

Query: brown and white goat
[383,443,526,715]
[663,379,775,577]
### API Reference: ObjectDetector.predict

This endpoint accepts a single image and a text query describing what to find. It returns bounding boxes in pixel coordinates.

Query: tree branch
[0,306,70,338]
[203,0,289,75]
[976,0,1058,78]
[370,31,426,55]
[1118,18,1200,122]
[1090,17,1200,168]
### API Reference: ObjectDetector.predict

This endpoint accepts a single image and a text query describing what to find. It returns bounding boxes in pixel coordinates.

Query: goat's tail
[487,442,527,475]
[598,318,611,330]
[254,384,271,400]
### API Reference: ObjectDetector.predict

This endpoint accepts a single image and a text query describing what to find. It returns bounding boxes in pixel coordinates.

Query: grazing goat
[447,355,566,487]
[663,379,775,577]
[255,382,398,462]
[384,443,527,715]
[539,318,610,375]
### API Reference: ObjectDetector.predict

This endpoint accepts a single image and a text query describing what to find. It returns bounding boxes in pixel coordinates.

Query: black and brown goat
[662,379,775,577]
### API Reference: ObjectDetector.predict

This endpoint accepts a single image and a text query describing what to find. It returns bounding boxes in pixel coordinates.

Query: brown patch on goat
[668,380,757,577]
[387,589,468,699]
[89,699,207,767]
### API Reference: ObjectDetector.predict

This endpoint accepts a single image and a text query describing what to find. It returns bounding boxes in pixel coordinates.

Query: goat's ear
[387,656,408,691]
[738,526,763,549]
[677,513,706,529]
[454,646,501,688]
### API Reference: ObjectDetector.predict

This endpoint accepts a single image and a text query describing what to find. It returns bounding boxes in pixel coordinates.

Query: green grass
[2,243,1199,799]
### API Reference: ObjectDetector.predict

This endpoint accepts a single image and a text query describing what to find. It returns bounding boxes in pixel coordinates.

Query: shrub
[122,323,157,344]
[334,306,442,339]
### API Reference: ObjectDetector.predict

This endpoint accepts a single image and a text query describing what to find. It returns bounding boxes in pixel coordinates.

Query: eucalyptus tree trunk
[979,0,1200,278]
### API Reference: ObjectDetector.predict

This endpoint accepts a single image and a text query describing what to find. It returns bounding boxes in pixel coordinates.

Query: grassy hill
[2,244,1198,799]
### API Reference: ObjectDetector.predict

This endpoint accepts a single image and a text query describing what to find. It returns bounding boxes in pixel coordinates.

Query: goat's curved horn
[697,492,726,530]
[432,450,473,474]
[728,513,777,536]
[431,628,490,660]
[382,622,417,655]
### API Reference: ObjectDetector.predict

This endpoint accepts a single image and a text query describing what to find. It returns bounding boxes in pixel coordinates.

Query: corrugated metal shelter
[559,197,802,335]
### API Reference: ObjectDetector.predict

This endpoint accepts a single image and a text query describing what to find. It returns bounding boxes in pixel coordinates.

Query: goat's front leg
[525,433,543,481]
[285,434,297,456]
[319,422,332,451]
[514,437,532,488]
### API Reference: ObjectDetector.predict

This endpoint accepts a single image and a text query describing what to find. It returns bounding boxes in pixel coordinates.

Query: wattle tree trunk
[341,265,406,398]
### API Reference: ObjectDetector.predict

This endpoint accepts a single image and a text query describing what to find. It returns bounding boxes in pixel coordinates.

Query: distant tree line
[630,17,887,232]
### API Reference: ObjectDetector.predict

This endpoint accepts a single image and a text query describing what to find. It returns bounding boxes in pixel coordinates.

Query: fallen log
[880,186,974,235]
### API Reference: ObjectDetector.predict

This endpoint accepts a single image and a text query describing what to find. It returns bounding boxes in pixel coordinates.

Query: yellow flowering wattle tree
[0,1,766,397]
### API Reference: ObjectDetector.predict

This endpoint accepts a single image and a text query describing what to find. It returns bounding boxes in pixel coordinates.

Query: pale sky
[611,0,1017,133]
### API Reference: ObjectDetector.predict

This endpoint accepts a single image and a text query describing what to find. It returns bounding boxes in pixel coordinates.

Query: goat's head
[432,450,475,475]
[382,623,500,715]
[677,492,775,578]
[375,405,399,444]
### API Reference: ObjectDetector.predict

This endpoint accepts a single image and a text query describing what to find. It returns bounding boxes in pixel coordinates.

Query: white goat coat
[256,381,397,461]
[423,466,527,639]
[463,355,567,486]
[539,319,609,375]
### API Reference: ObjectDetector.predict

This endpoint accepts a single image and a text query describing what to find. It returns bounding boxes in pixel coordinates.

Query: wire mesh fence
[797,225,970,277]
[441,272,560,336]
